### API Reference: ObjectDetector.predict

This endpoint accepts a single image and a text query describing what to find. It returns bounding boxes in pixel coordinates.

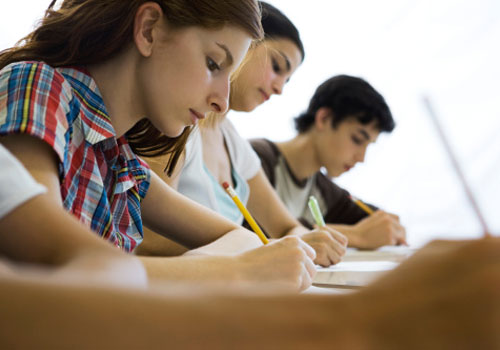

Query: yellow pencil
[351,196,374,215]
[222,182,269,244]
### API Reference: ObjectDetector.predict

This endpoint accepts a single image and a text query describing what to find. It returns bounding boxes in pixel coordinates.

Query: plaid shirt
[0,61,150,252]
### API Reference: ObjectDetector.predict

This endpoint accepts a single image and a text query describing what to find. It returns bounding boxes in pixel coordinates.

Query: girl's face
[137,25,252,137]
[230,38,303,112]
[315,116,380,177]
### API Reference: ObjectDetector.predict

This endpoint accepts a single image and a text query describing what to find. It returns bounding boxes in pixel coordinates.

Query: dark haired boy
[251,75,406,249]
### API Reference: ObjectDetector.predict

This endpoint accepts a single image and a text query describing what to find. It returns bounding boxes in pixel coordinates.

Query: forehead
[339,118,381,142]
[172,25,251,51]
[262,38,303,71]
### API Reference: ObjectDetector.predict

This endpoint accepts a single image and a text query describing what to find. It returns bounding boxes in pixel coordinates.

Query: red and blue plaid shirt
[0,61,150,252]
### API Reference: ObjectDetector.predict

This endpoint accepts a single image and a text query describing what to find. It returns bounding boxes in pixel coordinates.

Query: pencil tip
[222,182,229,189]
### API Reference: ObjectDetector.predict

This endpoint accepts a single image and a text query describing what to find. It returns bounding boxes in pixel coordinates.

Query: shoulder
[1,61,70,92]
[248,138,281,184]
[0,61,74,114]
[249,138,280,164]
[0,61,77,165]
[220,118,261,179]
[219,118,243,143]
[183,126,203,167]
[220,118,253,156]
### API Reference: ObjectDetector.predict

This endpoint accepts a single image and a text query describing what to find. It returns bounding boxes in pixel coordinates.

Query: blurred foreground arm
[1,238,499,348]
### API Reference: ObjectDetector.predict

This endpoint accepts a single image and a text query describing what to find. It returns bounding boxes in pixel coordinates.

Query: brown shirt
[250,138,376,229]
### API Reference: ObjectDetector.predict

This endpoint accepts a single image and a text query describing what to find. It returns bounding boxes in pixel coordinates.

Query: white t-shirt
[0,145,46,219]
[177,118,261,224]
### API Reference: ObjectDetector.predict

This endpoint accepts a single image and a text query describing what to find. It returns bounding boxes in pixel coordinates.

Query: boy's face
[316,117,380,177]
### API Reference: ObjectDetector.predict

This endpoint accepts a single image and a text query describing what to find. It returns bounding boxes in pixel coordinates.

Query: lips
[190,109,205,120]
[189,109,205,125]
[259,89,270,101]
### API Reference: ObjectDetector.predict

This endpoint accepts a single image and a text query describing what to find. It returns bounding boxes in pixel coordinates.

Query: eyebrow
[216,43,233,67]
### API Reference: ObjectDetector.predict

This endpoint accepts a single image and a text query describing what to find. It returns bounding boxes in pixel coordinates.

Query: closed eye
[351,135,363,145]
[272,57,282,74]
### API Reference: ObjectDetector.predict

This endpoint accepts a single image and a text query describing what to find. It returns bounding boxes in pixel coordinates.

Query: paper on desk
[342,246,416,262]
[313,260,398,288]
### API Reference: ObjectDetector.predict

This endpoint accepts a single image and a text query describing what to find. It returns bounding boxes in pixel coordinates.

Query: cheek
[260,64,275,86]
[246,58,272,87]
[323,139,347,168]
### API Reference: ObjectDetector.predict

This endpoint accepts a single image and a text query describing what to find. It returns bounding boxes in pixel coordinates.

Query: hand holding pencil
[349,195,407,248]
[302,196,348,266]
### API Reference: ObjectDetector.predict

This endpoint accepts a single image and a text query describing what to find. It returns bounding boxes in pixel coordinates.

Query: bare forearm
[0,276,367,349]
[134,226,189,257]
[1,194,123,265]
[142,173,245,248]
[140,255,239,282]
[284,224,310,237]
[328,224,360,247]
[186,229,263,255]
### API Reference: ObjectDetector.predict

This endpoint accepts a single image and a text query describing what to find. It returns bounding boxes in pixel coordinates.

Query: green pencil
[308,195,325,227]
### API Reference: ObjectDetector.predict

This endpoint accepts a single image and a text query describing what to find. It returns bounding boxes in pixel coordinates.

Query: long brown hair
[0,0,263,176]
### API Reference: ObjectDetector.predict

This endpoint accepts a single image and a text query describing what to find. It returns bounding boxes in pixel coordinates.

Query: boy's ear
[314,107,333,131]
[133,2,164,57]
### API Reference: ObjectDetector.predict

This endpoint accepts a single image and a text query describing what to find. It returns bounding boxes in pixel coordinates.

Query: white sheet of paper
[314,260,399,287]
[342,246,416,262]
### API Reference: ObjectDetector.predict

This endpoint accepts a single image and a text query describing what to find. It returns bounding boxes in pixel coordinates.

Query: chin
[171,126,188,138]
[157,124,186,138]
[245,101,262,112]
[326,168,343,178]
[232,99,260,113]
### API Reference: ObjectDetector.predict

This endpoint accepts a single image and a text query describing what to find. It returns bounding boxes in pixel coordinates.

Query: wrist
[333,225,362,248]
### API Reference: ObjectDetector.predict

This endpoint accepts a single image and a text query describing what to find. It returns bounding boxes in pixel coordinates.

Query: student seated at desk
[1,158,499,349]
[138,2,348,267]
[1,130,498,349]
[0,0,317,291]
[251,75,407,249]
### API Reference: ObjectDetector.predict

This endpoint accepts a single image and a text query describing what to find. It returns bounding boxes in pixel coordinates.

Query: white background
[2,0,499,246]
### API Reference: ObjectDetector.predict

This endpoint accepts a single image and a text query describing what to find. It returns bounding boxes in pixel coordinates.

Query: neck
[87,50,143,137]
[276,133,321,181]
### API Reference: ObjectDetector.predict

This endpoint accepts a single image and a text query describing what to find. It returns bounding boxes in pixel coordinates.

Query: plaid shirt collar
[60,66,116,145]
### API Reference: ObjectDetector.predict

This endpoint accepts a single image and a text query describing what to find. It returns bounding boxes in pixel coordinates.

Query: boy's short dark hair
[294,75,395,133]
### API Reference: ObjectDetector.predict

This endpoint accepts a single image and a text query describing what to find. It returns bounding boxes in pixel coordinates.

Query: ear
[314,107,333,132]
[133,2,164,58]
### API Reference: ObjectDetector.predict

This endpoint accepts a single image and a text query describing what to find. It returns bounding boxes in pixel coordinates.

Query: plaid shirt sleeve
[0,61,74,168]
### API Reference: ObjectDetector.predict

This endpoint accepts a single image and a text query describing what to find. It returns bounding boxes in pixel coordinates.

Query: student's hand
[300,227,348,267]
[348,210,406,249]
[354,237,500,348]
[235,236,317,292]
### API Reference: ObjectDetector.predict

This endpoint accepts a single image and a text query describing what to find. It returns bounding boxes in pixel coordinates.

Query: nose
[271,75,287,96]
[208,78,230,114]
[356,146,367,163]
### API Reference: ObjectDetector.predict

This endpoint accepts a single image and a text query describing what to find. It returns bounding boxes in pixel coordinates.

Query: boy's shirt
[250,138,375,228]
